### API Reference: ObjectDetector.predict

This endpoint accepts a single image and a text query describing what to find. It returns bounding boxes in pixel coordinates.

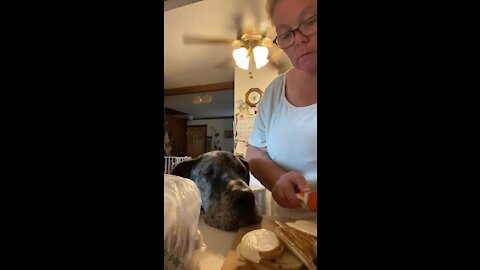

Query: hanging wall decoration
[245,88,263,107]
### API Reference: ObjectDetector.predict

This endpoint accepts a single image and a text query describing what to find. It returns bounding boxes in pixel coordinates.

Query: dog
[171,151,262,231]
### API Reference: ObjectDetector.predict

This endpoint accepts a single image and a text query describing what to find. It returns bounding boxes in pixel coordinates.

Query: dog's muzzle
[232,187,256,210]
[227,180,262,227]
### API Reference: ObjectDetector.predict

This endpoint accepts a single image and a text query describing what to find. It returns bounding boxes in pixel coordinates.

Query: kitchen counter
[185,215,237,270]
[186,215,298,270]
[184,186,269,270]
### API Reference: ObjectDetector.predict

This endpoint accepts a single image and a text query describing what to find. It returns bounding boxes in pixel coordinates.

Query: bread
[236,240,287,264]
[236,244,246,262]
[250,260,301,270]
[274,221,317,270]
[260,249,303,269]
[239,229,284,263]
[237,224,317,270]
[285,220,317,238]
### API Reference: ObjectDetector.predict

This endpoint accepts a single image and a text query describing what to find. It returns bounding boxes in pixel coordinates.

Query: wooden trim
[164,81,234,96]
[165,107,189,116]
[192,116,234,120]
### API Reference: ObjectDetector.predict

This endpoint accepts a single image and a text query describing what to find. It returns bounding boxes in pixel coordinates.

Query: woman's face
[272,0,317,73]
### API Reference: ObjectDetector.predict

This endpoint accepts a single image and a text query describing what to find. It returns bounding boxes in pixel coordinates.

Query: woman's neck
[285,69,317,106]
[290,68,316,88]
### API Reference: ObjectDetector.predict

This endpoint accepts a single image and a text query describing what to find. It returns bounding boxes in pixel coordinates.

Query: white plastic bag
[164,174,205,270]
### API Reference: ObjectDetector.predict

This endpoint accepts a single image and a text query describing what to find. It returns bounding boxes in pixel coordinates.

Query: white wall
[187,118,234,152]
[233,63,279,156]
[233,64,279,116]
[233,64,280,215]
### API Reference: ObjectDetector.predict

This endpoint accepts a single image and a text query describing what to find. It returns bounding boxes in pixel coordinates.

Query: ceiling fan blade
[268,62,281,70]
[260,37,273,48]
[214,57,235,70]
[182,34,234,45]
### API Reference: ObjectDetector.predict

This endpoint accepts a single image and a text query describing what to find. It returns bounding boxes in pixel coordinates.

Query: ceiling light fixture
[253,46,269,69]
[232,46,269,70]
[232,47,250,70]
[192,94,213,105]
[232,34,270,70]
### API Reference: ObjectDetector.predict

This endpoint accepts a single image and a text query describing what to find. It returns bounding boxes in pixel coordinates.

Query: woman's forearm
[246,145,287,191]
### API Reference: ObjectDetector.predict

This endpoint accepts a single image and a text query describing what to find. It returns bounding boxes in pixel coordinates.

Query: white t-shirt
[249,72,317,219]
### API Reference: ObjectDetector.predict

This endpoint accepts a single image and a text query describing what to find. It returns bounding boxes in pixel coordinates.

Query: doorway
[186,125,207,158]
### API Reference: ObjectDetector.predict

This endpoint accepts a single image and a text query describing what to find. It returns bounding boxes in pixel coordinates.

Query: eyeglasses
[273,15,317,49]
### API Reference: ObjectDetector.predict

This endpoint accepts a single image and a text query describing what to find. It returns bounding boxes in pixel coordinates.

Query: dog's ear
[236,154,250,185]
[171,159,198,179]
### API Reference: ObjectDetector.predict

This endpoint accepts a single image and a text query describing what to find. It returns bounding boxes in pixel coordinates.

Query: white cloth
[249,72,317,219]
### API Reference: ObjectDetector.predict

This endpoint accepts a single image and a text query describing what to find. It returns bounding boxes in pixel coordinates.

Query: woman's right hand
[272,171,310,209]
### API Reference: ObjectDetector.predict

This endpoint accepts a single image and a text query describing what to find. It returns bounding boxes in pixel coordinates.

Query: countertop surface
[186,216,237,270]
[186,215,301,270]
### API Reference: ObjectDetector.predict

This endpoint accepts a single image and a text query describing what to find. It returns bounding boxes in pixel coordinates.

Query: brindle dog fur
[171,151,262,231]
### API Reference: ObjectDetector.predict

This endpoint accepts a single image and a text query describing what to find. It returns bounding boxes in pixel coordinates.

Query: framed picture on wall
[224,130,233,138]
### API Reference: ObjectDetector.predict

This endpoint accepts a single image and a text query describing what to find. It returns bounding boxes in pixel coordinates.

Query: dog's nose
[231,189,255,209]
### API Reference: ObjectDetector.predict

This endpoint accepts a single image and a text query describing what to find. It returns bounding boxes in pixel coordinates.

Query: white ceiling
[164,89,234,119]
[163,0,289,119]
[164,0,273,89]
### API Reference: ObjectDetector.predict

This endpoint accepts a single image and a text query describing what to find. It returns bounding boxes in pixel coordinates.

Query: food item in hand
[239,229,284,263]
[296,192,317,212]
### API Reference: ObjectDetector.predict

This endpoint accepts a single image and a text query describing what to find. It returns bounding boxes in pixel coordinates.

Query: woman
[246,0,317,219]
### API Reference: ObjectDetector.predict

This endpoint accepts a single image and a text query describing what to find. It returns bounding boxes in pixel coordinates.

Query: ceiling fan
[181,9,284,70]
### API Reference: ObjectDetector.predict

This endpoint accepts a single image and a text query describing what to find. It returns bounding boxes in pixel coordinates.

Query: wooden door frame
[187,125,207,154]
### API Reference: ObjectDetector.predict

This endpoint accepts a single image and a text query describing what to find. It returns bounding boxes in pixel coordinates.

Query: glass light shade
[232,47,250,70]
[202,95,212,103]
[192,96,202,104]
[253,46,269,69]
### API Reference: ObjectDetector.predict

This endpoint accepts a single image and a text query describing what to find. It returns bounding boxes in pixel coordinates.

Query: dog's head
[171,151,262,231]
